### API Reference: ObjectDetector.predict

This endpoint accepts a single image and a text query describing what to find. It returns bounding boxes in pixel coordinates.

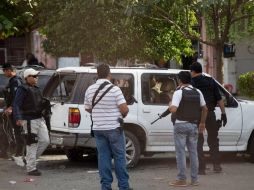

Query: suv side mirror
[227,95,238,107]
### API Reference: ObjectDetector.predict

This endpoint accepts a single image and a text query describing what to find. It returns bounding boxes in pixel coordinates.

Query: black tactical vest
[20,84,43,117]
[172,87,201,123]
[192,75,216,111]
[4,76,23,107]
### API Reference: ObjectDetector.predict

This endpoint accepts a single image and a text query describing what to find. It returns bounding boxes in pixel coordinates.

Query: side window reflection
[141,74,177,105]
[48,74,77,101]
[111,74,134,105]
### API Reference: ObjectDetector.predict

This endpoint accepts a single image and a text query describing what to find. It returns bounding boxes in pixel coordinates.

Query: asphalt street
[0,152,254,190]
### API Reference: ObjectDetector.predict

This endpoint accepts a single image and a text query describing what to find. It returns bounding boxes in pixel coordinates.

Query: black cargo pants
[9,115,25,157]
[197,111,220,170]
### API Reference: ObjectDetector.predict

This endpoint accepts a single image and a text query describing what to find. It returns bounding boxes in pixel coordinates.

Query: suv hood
[237,98,254,105]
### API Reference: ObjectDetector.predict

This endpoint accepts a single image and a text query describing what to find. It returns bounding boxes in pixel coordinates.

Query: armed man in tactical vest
[13,68,50,176]
[190,62,227,175]
[169,71,207,187]
[1,63,25,164]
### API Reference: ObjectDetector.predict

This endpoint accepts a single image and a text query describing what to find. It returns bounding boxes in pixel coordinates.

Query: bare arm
[169,105,177,113]
[218,99,227,126]
[199,105,208,133]
[118,103,129,118]
[218,99,225,114]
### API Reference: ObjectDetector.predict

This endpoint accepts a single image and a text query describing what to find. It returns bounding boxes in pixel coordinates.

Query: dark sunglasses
[28,75,38,78]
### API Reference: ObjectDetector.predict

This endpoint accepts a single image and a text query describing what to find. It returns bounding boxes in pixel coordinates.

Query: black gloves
[160,109,171,118]
[221,113,227,126]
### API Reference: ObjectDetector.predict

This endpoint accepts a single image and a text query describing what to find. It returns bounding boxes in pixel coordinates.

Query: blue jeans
[94,128,130,190]
[174,122,199,182]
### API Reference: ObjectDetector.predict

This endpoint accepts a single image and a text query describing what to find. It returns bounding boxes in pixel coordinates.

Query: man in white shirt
[169,71,207,187]
[84,64,132,190]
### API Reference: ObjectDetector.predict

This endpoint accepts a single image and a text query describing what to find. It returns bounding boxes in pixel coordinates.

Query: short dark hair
[190,62,202,73]
[97,63,110,79]
[2,63,14,71]
[178,71,191,84]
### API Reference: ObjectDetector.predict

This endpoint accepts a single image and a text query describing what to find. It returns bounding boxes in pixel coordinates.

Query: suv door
[44,73,78,132]
[83,71,137,126]
[214,83,242,147]
[139,72,178,149]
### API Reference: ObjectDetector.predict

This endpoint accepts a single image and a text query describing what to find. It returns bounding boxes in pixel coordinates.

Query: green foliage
[39,0,194,63]
[197,0,254,43]
[237,72,254,99]
[0,0,39,39]
[39,0,145,62]
[128,0,254,83]
[130,0,196,61]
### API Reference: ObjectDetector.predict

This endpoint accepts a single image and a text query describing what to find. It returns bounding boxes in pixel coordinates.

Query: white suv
[44,66,254,167]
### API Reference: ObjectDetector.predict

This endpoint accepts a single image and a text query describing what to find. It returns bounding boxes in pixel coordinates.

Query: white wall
[235,36,254,79]
[58,57,80,68]
[223,58,237,93]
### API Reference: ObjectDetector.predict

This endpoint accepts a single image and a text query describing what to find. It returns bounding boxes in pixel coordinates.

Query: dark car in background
[0,65,55,128]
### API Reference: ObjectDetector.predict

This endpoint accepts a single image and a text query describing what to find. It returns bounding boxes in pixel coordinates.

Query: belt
[175,119,198,124]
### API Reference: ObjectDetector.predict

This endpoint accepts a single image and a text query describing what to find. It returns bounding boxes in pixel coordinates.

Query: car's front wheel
[125,130,141,168]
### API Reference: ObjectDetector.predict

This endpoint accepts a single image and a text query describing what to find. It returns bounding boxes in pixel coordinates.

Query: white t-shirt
[171,85,206,108]
[84,79,126,130]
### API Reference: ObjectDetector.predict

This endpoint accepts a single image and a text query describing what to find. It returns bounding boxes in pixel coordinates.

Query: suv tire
[250,137,254,163]
[125,130,141,168]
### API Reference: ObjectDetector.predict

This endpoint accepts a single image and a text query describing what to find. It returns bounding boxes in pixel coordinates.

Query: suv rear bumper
[50,131,96,148]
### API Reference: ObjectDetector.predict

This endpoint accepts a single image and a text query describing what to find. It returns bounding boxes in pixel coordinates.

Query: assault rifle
[151,109,171,125]
[41,97,52,132]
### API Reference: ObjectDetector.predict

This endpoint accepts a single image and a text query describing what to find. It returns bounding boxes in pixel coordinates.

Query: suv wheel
[250,137,254,163]
[125,131,141,168]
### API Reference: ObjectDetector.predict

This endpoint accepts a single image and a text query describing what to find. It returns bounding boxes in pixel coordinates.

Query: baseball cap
[2,63,13,70]
[23,68,40,78]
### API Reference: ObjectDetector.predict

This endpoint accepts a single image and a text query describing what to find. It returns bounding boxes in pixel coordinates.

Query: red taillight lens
[68,108,81,128]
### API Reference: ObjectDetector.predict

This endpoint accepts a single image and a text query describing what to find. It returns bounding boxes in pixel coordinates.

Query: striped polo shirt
[84,79,126,130]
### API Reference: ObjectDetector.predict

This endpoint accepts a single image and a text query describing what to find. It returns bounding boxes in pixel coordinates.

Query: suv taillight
[68,108,81,128]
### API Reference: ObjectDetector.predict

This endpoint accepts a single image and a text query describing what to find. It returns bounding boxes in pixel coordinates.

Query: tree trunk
[213,44,224,84]
[25,32,32,53]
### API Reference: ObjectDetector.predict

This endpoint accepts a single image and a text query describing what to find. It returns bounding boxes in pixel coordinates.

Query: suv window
[111,74,134,105]
[46,73,77,102]
[217,82,238,108]
[81,73,135,105]
[37,74,55,91]
[141,73,177,105]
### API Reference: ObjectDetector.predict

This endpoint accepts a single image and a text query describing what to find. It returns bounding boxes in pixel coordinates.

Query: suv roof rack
[128,63,159,69]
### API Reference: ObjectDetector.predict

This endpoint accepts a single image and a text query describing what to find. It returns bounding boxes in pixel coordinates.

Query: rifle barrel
[151,117,160,125]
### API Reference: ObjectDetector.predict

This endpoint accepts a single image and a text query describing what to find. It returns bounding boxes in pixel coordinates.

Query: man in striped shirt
[84,64,132,190]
